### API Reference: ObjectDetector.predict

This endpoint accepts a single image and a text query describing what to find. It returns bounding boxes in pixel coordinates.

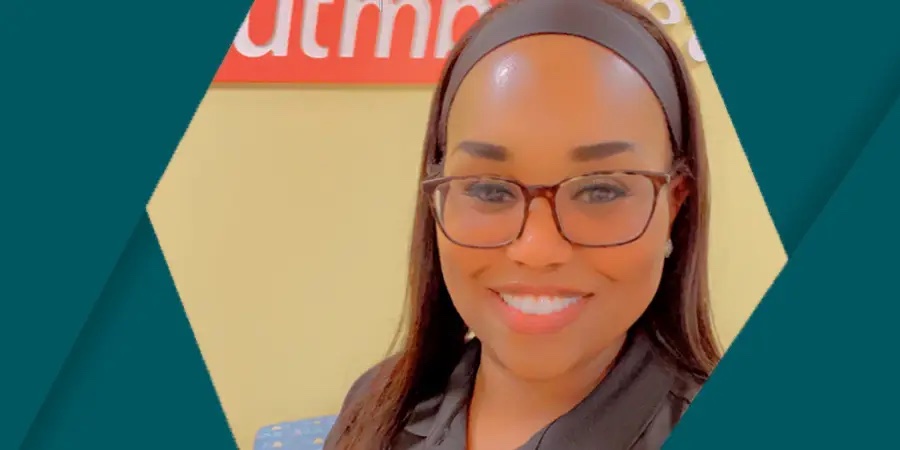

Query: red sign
[213,0,504,84]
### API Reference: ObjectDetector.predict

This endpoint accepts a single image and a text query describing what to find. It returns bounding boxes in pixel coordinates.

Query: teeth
[499,294,581,315]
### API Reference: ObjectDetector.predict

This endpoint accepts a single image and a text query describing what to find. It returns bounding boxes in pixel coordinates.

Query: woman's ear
[667,175,689,230]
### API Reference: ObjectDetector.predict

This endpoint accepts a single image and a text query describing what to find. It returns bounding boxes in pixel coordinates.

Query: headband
[439,0,683,151]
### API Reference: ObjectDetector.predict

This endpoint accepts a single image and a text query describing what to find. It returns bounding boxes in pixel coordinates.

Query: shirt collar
[403,339,479,443]
[402,333,677,448]
[533,333,676,449]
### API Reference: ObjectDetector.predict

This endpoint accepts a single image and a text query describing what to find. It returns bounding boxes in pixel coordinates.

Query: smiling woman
[323,0,719,449]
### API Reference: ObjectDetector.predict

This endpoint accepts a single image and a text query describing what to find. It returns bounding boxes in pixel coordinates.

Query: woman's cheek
[436,232,494,287]
[436,233,500,333]
[581,231,666,288]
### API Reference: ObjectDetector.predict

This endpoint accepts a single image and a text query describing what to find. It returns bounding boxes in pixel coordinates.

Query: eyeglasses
[422,170,675,249]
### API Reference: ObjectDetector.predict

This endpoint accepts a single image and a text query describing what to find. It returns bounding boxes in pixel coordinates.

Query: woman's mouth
[499,294,582,315]
[489,288,590,334]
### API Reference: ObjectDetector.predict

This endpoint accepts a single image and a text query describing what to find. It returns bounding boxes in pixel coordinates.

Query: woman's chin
[484,342,583,382]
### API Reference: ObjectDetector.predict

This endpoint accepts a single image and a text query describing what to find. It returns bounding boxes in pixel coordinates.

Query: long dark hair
[332,1,720,448]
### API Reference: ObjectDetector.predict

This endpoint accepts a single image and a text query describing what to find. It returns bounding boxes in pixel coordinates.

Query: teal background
[0,0,897,449]
[668,0,900,448]
[0,0,251,448]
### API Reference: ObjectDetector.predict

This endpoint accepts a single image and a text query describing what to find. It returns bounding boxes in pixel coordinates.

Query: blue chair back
[254,415,338,450]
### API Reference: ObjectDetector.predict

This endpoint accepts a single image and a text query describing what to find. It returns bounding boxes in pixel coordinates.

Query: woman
[325,0,720,448]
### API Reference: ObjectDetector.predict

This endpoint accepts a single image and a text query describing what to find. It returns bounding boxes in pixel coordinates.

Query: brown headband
[439,0,683,152]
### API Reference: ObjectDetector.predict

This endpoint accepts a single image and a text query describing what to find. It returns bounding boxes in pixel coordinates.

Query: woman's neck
[466,335,627,447]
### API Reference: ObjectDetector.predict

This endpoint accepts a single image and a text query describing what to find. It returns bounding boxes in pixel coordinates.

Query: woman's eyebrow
[453,140,508,161]
[571,141,634,161]
[452,139,634,162]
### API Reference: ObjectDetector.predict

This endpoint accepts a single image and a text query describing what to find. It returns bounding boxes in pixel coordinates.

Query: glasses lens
[555,173,657,246]
[432,177,525,247]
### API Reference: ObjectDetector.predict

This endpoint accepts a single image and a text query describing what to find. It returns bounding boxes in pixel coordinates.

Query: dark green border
[669,1,900,447]
[0,1,250,448]
[2,0,898,448]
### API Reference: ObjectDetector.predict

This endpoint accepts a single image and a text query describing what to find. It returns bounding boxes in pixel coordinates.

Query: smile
[499,294,583,315]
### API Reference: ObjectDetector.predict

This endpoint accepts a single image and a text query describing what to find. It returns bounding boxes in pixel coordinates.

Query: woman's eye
[464,183,517,203]
[573,184,627,203]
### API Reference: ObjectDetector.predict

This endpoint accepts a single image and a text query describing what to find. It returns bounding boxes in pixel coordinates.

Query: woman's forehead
[446,35,669,151]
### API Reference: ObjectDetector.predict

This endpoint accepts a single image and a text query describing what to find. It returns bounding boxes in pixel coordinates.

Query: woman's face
[437,35,685,380]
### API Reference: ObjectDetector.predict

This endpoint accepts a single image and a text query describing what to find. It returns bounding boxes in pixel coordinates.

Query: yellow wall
[147,7,785,449]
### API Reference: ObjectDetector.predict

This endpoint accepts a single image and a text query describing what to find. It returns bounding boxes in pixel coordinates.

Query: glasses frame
[421,169,676,249]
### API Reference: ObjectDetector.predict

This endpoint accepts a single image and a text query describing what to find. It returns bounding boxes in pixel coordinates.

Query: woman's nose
[505,198,574,270]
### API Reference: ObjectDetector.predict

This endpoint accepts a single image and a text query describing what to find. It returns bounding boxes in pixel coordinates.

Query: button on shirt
[326,333,700,450]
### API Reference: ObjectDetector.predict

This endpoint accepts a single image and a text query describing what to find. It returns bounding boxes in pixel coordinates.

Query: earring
[664,239,673,258]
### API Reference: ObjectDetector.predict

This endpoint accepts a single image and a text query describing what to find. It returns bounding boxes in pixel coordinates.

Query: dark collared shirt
[326,333,700,449]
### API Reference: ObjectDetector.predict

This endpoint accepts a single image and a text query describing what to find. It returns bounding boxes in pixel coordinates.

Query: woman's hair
[331,1,720,448]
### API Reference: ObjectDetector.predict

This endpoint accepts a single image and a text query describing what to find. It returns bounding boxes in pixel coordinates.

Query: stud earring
[664,239,673,258]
